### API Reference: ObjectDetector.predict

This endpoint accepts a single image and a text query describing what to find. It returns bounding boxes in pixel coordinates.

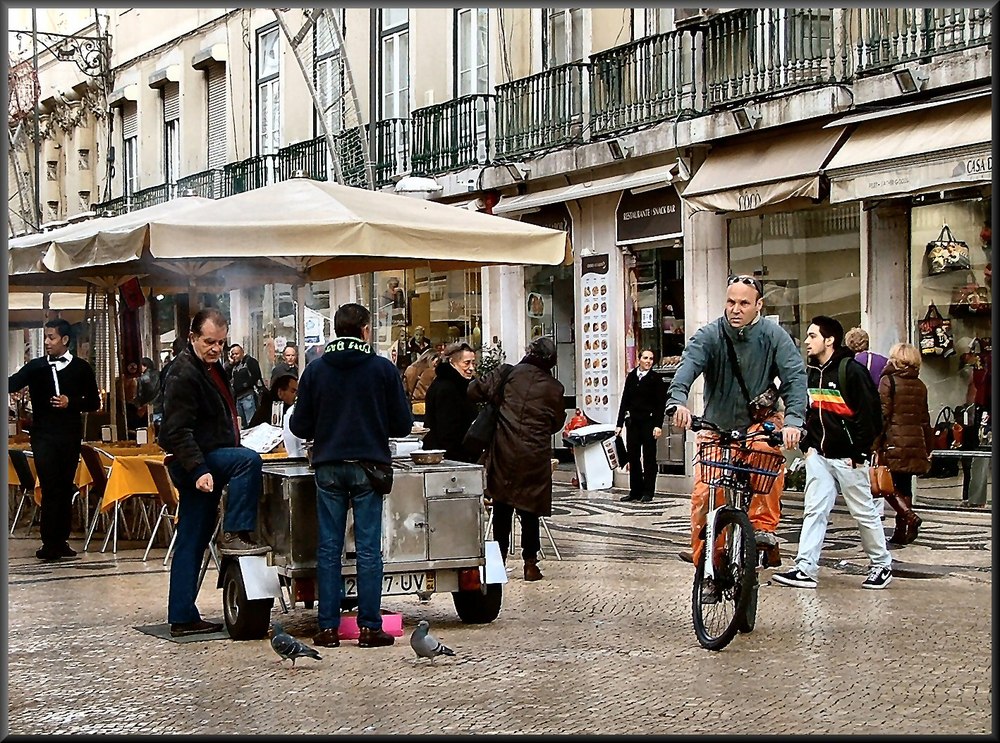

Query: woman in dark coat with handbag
[878,342,934,545]
[469,337,565,581]
[615,347,667,502]
[422,342,479,462]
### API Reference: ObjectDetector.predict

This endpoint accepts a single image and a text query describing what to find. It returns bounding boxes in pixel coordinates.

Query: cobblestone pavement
[6,485,992,736]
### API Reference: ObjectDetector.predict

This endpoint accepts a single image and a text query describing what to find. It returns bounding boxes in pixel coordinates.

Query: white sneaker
[861,566,892,590]
[772,568,818,589]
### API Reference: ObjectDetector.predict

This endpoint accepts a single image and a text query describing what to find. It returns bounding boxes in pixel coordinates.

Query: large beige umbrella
[148,177,569,279]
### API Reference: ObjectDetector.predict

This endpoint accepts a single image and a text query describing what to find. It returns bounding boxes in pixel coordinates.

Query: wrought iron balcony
[849,7,992,75]
[176,169,223,200]
[495,62,589,159]
[411,94,494,176]
[220,154,272,198]
[373,118,409,187]
[91,195,128,217]
[130,183,171,210]
[277,136,328,182]
[590,30,702,138]
[702,9,842,108]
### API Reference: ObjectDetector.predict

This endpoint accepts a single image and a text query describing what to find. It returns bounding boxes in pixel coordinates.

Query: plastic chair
[9,450,39,535]
[144,460,180,563]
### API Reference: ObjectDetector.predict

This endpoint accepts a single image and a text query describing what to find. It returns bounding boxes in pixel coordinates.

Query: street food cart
[219,447,502,640]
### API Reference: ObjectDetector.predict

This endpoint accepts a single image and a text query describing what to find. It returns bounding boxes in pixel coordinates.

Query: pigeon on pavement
[270,621,322,668]
[409,620,455,664]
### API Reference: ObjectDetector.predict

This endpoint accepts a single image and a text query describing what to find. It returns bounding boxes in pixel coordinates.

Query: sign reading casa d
[616,186,682,245]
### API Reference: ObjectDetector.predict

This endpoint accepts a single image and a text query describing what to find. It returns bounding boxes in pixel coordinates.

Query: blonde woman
[877,342,934,545]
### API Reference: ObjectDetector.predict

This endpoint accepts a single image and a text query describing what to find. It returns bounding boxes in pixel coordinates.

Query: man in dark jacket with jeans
[159,308,269,637]
[290,303,412,649]
[774,315,892,591]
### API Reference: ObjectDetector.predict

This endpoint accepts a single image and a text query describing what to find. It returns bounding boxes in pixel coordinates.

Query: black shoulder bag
[463,365,515,458]
[721,328,778,423]
[359,460,394,495]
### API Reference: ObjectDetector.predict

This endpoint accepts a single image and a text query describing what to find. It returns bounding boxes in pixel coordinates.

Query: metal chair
[9,450,39,535]
[485,503,562,561]
[81,444,116,552]
[144,460,180,563]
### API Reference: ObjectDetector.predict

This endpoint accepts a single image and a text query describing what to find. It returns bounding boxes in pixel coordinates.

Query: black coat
[616,368,667,429]
[229,355,264,399]
[422,361,478,462]
[158,345,241,479]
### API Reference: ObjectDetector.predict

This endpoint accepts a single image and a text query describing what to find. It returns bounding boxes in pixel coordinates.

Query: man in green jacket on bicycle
[667,275,808,579]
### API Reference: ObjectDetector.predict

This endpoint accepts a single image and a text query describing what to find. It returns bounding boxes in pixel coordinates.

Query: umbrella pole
[106,288,120,439]
[296,283,307,373]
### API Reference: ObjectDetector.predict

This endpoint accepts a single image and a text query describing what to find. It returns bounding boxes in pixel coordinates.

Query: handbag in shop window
[925,224,972,275]
[917,303,955,357]
[948,271,992,317]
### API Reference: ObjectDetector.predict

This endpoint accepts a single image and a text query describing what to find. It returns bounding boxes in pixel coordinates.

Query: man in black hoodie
[774,316,892,591]
[159,309,270,638]
[290,303,412,649]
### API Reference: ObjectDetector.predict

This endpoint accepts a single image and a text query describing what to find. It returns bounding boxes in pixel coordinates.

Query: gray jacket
[666,316,808,431]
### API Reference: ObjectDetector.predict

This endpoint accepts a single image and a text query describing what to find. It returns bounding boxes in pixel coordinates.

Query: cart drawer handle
[444,487,466,494]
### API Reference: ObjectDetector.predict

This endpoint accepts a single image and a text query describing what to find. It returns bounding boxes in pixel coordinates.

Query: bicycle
[667,405,785,651]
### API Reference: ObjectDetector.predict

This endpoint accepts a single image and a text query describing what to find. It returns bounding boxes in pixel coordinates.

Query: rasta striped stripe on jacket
[808,386,855,418]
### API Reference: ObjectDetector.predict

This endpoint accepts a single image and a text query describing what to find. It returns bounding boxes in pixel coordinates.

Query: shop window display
[728,205,861,347]
[525,263,576,397]
[625,246,685,368]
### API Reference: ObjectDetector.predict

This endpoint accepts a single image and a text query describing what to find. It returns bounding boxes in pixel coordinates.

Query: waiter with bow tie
[9,318,100,561]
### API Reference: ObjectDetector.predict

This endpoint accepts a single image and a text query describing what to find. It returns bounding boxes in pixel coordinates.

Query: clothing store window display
[615,348,667,503]
[666,276,807,574]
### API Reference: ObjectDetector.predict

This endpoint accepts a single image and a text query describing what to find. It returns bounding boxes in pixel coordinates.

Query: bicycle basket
[696,441,784,495]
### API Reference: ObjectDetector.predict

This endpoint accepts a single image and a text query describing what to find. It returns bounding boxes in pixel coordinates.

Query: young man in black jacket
[226,343,264,427]
[615,347,667,502]
[9,318,100,561]
[158,308,269,637]
[290,303,412,649]
[774,316,892,591]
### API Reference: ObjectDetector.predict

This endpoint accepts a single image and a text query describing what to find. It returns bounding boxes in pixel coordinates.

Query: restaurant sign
[616,186,682,245]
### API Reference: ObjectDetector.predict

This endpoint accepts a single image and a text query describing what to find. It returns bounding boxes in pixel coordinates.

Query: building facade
[10,7,992,484]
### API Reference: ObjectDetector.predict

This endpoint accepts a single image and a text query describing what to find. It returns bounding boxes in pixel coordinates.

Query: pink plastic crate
[337,611,404,640]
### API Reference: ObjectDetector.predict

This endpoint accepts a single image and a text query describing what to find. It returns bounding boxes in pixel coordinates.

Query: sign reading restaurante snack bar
[616,185,682,245]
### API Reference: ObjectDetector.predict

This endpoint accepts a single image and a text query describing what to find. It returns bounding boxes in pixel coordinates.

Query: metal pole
[31,9,42,228]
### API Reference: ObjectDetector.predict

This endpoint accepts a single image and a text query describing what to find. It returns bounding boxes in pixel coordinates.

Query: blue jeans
[314,462,385,632]
[166,446,263,624]
[236,393,257,428]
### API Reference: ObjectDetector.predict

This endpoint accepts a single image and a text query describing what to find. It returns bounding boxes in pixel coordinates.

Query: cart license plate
[344,571,435,598]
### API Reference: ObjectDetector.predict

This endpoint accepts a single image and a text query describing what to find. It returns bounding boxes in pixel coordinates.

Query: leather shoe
[523,558,544,581]
[313,628,341,647]
[678,550,694,564]
[170,619,223,637]
[35,545,62,561]
[218,531,270,556]
[57,542,77,557]
[358,627,395,647]
[619,493,641,502]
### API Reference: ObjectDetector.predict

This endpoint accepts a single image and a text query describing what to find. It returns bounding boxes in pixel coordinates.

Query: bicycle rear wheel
[692,507,755,651]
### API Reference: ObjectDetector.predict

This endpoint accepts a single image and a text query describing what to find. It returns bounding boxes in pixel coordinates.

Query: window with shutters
[257,25,281,155]
[121,102,138,196]
[455,9,489,96]
[162,82,180,183]
[314,10,344,137]
[543,8,585,68]
[379,9,409,119]
[206,63,227,169]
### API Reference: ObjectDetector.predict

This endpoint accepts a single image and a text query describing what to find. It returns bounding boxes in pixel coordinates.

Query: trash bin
[562,423,619,490]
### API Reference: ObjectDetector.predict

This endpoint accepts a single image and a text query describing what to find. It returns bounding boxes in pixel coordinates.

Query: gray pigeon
[409,620,455,664]
[270,621,322,668]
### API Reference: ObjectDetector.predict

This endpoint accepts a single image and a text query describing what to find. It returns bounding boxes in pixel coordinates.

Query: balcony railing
[220,154,271,198]
[590,30,702,138]
[702,9,841,108]
[91,195,128,216]
[131,183,171,210]
[495,63,588,159]
[373,118,409,187]
[849,7,992,75]
[176,169,223,200]
[411,94,494,176]
[277,136,328,182]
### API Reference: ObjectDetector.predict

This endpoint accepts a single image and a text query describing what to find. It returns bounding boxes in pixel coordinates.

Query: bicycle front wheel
[692,507,755,651]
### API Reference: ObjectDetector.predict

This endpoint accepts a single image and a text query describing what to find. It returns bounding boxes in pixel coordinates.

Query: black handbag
[925,224,972,275]
[463,365,514,458]
[358,460,394,495]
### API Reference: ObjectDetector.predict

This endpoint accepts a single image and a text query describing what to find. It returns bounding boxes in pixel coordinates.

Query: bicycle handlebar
[664,404,784,447]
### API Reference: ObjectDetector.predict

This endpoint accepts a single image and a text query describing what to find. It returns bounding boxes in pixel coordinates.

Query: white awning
[493,163,678,215]
[825,96,992,203]
[822,87,991,128]
[681,127,848,213]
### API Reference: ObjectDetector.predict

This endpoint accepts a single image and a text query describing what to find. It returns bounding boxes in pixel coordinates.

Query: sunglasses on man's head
[728,274,763,295]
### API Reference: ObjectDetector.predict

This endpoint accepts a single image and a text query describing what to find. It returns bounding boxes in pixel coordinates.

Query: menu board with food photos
[580,254,612,420]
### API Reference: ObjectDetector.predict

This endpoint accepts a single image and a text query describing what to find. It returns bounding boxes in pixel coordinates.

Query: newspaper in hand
[240,423,285,453]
